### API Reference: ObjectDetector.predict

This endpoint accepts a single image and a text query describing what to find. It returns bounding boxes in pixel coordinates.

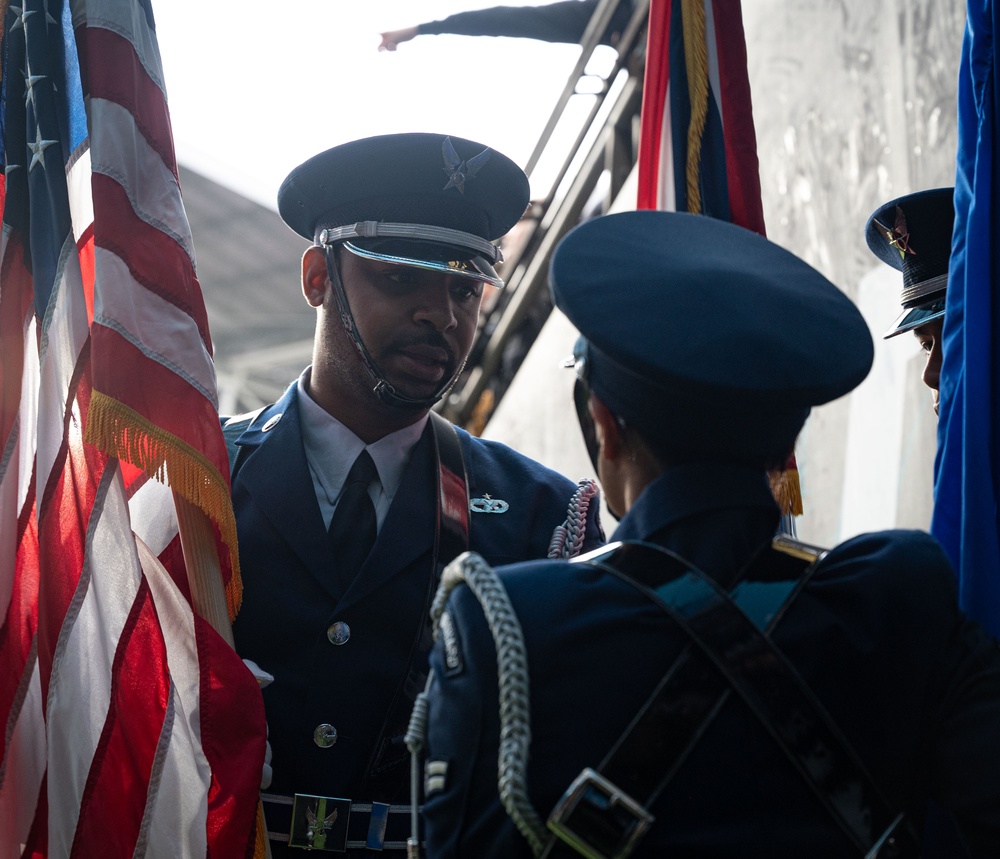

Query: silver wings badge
[305,805,338,847]
[442,136,491,194]
[470,494,509,513]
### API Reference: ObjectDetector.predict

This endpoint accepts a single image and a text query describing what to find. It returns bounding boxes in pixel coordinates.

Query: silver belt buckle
[547,768,654,859]
[288,793,352,852]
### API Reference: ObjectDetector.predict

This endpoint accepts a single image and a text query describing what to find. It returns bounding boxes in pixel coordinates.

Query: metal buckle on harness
[865,812,907,859]
[288,794,352,852]
[547,768,654,859]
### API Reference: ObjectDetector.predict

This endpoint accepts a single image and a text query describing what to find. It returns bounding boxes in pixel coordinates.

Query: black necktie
[328,449,378,590]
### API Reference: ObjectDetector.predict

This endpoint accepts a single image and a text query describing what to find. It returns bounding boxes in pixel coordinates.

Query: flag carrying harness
[412,536,919,859]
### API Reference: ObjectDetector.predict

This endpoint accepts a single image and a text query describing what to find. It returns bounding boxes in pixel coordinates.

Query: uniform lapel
[338,422,438,607]
[235,386,341,598]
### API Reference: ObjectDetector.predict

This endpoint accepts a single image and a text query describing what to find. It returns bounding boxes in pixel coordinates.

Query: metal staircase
[438,0,649,431]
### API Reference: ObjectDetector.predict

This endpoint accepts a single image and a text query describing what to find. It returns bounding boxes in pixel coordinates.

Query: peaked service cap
[552,211,874,464]
[865,187,954,338]
[277,132,530,287]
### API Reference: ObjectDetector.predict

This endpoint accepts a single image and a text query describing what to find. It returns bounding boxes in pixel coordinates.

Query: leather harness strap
[543,539,918,859]
[360,410,470,798]
[429,410,472,567]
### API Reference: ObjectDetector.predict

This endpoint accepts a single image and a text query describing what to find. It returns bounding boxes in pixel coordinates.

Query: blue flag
[932,3,1000,638]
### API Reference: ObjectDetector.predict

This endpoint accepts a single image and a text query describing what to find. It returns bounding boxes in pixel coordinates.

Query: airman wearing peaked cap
[278,132,529,291]
[419,210,1000,859]
[553,210,873,479]
[275,132,530,412]
[228,133,602,858]
[866,187,954,414]
[866,187,953,338]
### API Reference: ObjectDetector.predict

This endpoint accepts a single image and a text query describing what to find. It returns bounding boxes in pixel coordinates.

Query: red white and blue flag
[635,0,800,520]
[0,0,266,856]
[636,0,764,232]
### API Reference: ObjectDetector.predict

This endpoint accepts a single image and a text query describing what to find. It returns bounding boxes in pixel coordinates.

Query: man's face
[330,249,485,403]
[913,316,944,415]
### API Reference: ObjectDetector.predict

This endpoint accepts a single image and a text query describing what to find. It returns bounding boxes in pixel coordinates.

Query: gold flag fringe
[85,389,242,619]
[769,467,804,518]
[253,804,270,859]
[681,0,709,215]
[467,388,495,438]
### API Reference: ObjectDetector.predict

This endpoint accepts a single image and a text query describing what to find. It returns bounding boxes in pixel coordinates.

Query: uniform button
[327,621,351,645]
[313,724,338,748]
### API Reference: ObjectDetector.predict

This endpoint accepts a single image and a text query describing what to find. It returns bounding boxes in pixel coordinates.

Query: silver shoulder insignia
[425,759,449,796]
[260,413,282,432]
[771,534,828,563]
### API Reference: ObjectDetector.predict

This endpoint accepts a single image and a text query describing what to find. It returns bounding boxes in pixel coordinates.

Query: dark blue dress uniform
[420,211,1000,857]
[230,133,603,856]
[231,382,602,814]
[424,467,1000,857]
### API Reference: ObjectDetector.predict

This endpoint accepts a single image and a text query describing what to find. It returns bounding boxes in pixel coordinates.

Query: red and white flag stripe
[636,0,765,232]
[0,0,266,856]
[635,0,802,522]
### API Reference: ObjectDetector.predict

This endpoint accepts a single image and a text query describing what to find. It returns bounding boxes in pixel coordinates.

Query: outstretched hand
[378,25,419,52]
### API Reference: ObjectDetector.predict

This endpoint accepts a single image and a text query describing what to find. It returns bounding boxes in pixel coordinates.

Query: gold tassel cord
[254,804,270,859]
[84,389,243,619]
[681,0,710,214]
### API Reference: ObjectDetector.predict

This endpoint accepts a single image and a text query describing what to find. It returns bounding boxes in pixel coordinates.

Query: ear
[589,394,625,463]
[302,246,330,307]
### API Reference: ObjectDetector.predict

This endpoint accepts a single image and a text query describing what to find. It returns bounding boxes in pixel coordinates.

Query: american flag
[0,0,266,856]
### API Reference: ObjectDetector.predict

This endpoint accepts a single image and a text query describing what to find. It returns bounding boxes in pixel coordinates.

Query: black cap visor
[341,238,503,288]
[883,296,946,339]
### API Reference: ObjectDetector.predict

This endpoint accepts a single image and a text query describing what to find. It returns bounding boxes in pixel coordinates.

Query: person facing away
[378,0,638,52]
[226,132,603,857]
[866,187,955,415]
[418,210,1000,857]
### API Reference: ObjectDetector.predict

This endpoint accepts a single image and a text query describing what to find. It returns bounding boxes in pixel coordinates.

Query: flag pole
[172,491,236,646]
[172,491,273,859]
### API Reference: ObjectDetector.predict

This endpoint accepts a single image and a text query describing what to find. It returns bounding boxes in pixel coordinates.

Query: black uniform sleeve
[928,605,1000,855]
[419,0,604,45]
[827,531,1000,856]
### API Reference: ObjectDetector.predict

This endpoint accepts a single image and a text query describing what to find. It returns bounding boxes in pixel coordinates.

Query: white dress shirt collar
[296,370,428,529]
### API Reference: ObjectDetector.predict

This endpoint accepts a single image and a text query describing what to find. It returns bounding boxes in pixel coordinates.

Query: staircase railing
[440,0,649,429]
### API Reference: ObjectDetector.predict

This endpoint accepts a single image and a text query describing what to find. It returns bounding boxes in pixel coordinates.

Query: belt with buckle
[261,792,417,852]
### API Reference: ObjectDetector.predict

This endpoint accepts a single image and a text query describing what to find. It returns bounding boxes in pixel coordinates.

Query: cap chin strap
[323,246,467,411]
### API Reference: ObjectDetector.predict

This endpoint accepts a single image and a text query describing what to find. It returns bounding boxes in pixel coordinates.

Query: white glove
[242,658,274,689]
[243,659,274,789]
[261,727,273,790]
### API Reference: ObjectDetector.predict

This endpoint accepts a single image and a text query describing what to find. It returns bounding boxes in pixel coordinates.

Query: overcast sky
[154,1,603,210]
